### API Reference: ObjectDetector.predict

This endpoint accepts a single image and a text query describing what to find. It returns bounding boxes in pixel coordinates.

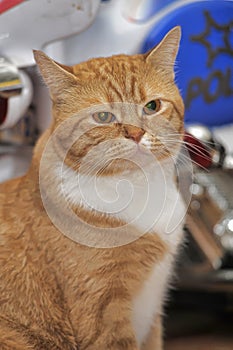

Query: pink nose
[125,129,145,143]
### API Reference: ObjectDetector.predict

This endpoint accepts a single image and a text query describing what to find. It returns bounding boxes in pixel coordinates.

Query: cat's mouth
[136,143,152,156]
[94,143,168,176]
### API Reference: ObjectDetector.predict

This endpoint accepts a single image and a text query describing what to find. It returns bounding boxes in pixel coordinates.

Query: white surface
[44,0,204,64]
[0,0,101,67]
[0,147,32,183]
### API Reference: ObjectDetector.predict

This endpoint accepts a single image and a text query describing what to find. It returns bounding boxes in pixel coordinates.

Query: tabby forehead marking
[75,57,147,103]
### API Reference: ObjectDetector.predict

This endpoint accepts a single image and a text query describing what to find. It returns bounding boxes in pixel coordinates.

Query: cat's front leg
[0,321,33,350]
[83,315,140,350]
[85,337,139,350]
[141,315,163,350]
[84,328,140,350]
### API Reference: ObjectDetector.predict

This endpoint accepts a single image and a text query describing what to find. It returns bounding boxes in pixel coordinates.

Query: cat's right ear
[33,50,77,100]
[145,26,181,78]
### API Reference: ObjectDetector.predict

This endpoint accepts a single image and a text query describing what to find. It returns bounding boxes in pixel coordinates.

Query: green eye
[143,99,161,115]
[92,112,116,123]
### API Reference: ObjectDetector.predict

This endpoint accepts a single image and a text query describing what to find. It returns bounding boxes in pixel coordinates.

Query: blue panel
[141,0,233,127]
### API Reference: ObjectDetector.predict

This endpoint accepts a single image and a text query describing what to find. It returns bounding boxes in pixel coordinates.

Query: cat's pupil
[146,101,156,110]
[99,112,109,121]
[143,99,161,115]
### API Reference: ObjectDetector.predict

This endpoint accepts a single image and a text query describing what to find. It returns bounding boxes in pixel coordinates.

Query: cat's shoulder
[0,177,22,203]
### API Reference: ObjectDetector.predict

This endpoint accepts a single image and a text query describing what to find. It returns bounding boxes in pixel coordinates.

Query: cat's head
[34,27,184,175]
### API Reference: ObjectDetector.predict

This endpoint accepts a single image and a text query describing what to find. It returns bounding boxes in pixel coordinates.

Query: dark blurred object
[184,125,233,170]
[179,125,233,291]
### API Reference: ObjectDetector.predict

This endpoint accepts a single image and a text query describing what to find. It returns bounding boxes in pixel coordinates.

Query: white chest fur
[131,257,169,347]
[131,231,181,346]
[60,160,185,250]
[61,160,185,240]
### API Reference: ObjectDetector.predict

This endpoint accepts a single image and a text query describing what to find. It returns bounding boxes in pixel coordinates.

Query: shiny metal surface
[186,124,233,170]
[186,124,213,143]
[0,57,22,97]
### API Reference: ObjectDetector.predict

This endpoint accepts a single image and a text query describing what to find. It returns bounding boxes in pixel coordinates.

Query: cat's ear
[33,50,77,100]
[145,26,181,77]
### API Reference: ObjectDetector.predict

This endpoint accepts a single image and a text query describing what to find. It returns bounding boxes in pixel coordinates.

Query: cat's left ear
[145,26,181,78]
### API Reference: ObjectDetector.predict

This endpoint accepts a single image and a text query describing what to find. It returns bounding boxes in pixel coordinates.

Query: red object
[0,97,7,125]
[0,0,25,15]
[184,132,212,169]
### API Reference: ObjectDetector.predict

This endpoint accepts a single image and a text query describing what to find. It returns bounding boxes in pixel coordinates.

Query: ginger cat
[0,27,185,349]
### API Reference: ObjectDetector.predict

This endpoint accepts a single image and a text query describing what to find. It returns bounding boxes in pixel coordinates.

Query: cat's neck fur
[61,159,184,246]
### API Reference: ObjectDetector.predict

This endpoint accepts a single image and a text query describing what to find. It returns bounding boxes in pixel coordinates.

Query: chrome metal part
[0,57,22,97]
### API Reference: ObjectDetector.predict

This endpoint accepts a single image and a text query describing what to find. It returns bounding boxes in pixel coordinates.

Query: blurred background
[0,0,233,348]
